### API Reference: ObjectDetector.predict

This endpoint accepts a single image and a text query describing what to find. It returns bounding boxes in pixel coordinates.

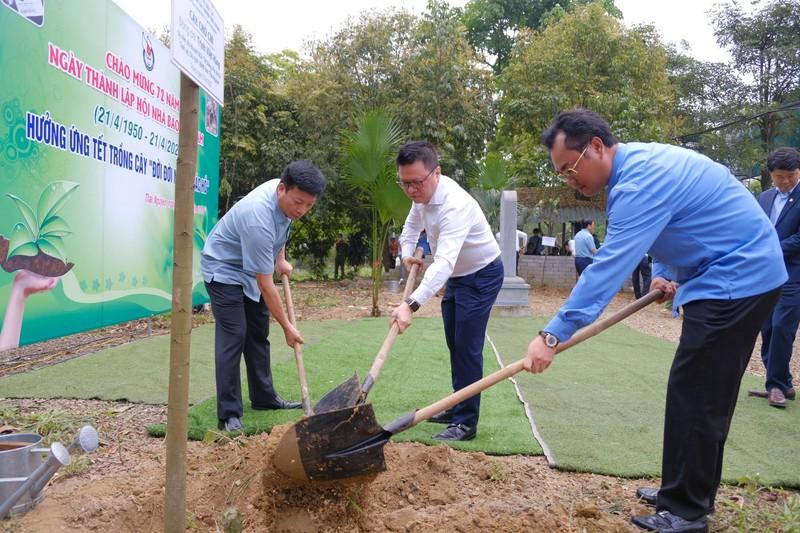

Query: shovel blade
[272,403,388,482]
[312,373,362,414]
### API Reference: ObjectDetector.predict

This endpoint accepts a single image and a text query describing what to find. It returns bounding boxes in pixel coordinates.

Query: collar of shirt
[268,181,291,233]
[426,176,447,206]
[777,182,799,199]
[608,142,629,192]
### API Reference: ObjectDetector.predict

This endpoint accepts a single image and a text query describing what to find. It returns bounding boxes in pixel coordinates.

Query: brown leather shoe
[768,388,787,408]
[748,387,795,400]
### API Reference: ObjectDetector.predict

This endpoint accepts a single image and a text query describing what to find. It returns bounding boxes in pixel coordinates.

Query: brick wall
[518,255,634,292]
[518,255,576,288]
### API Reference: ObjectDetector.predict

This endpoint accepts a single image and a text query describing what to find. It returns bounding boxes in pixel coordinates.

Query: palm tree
[341,110,408,316]
[468,152,516,232]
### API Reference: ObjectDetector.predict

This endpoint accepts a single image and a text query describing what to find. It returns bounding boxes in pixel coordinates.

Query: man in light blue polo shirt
[201,160,326,432]
[573,219,597,275]
[524,109,785,533]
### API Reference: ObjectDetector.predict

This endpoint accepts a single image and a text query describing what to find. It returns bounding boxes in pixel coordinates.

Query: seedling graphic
[0,181,79,277]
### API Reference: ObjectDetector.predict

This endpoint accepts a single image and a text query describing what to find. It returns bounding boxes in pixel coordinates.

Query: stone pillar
[493,190,530,315]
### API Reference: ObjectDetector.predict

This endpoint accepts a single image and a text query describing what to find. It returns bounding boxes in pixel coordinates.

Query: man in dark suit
[748,147,800,408]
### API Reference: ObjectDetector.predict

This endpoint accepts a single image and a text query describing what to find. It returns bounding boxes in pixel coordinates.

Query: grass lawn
[487,317,800,487]
[148,318,541,456]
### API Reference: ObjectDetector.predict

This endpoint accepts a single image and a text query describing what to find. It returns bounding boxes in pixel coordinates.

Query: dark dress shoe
[636,487,658,505]
[428,408,453,424]
[432,423,476,441]
[768,388,787,408]
[252,396,302,410]
[748,387,795,400]
[631,511,707,532]
[218,417,243,432]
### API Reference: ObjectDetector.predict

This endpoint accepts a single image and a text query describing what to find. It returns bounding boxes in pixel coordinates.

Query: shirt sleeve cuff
[410,284,434,307]
[543,315,577,344]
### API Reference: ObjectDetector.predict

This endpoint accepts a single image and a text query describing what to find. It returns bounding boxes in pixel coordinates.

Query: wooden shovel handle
[362,247,425,397]
[281,274,312,416]
[411,290,664,426]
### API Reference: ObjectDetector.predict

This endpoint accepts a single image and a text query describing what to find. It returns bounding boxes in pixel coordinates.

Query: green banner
[0,0,220,350]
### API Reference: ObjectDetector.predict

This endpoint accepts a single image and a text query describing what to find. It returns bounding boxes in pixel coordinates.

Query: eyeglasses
[557,145,589,181]
[397,167,435,190]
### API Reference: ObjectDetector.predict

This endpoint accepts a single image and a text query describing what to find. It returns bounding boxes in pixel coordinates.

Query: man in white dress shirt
[391,141,503,441]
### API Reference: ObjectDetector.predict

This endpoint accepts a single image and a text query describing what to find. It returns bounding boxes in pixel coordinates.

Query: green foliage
[5,181,78,260]
[467,152,514,232]
[340,110,407,315]
[469,151,514,191]
[0,404,86,446]
[667,48,763,177]
[219,27,311,214]
[286,197,350,278]
[710,0,800,189]
[716,475,800,532]
[462,0,621,74]
[403,0,496,183]
[496,3,678,185]
[285,3,494,185]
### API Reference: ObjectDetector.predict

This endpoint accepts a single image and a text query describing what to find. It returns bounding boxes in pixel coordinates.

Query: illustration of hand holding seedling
[0,181,78,351]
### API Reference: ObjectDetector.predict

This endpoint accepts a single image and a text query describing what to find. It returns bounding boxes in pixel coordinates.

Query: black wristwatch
[539,330,559,349]
[404,297,420,312]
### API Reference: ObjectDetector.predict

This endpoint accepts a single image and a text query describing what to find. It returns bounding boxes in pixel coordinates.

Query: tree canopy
[495,3,678,185]
[711,0,800,187]
[213,1,799,277]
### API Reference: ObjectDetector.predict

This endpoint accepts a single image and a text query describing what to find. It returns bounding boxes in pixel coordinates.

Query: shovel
[272,289,663,482]
[312,247,424,414]
[281,274,313,416]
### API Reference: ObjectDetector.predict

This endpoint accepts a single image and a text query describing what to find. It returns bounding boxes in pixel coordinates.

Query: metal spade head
[312,373,362,414]
[272,403,389,482]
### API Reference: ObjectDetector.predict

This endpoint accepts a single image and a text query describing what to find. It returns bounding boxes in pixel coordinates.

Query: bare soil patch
[1,281,797,532]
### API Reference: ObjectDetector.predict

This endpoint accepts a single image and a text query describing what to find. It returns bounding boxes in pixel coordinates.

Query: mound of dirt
[11,420,636,532]
[106,425,631,532]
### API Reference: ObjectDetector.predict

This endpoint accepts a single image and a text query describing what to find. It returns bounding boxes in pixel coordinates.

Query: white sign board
[542,236,557,247]
[171,0,224,105]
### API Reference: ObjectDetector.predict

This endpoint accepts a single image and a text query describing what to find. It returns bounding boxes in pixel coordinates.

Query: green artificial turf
[0,320,347,404]
[487,316,800,487]
[148,317,541,456]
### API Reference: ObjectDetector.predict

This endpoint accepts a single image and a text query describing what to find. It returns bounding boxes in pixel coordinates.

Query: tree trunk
[164,73,199,533]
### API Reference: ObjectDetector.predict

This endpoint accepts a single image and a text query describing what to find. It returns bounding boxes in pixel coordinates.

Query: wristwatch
[539,330,559,349]
[404,297,420,312]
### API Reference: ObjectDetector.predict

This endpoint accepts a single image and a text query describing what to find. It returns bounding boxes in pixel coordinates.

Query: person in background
[334,233,349,280]
[526,228,544,255]
[573,219,597,276]
[747,147,800,408]
[391,141,503,442]
[201,160,326,432]
[516,228,528,275]
[524,109,785,533]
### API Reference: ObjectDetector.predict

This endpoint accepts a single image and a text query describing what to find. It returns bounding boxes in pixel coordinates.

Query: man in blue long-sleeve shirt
[524,109,786,533]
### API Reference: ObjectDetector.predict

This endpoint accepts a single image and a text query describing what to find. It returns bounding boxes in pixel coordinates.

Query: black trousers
[334,257,346,279]
[657,287,781,520]
[205,280,279,421]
